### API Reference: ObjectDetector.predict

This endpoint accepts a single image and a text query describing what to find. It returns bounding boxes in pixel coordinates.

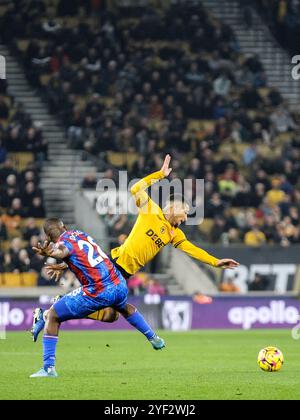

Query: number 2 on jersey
[77,236,107,267]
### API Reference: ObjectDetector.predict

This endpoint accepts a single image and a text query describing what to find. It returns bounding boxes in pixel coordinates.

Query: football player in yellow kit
[31,155,238,339]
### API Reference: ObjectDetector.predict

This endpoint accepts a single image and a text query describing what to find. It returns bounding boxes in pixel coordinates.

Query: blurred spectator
[23,218,41,241]
[128,273,147,295]
[219,277,240,293]
[81,172,98,189]
[248,273,270,291]
[244,225,266,246]
[0,217,7,240]
[266,178,286,206]
[193,292,213,304]
[146,278,166,295]
[0,139,7,164]
[27,196,46,218]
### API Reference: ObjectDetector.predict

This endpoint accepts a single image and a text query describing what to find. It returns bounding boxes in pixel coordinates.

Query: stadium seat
[8,152,34,171]
[0,272,38,287]
[198,218,214,236]
[16,39,30,52]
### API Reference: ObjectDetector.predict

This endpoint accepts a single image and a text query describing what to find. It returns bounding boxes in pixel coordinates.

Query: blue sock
[126,310,156,340]
[43,335,58,371]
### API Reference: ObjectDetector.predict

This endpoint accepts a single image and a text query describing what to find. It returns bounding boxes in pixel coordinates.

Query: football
[257,346,284,372]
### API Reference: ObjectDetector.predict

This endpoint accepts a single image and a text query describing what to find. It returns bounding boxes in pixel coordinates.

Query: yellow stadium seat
[0,272,38,287]
[188,120,202,131]
[198,218,214,236]
[40,74,52,86]
[17,39,30,52]
[0,119,9,129]
[0,5,8,16]
[276,132,292,143]
[8,152,34,171]
[233,143,249,158]
[2,96,12,107]
[107,152,125,168]
[126,153,139,171]
[0,240,11,252]
[202,120,215,131]
[19,218,44,228]
[258,87,270,98]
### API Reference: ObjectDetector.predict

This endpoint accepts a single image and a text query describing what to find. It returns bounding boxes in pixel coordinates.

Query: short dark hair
[43,218,64,236]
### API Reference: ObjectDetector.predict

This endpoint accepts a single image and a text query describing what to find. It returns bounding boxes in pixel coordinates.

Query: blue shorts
[53,279,128,322]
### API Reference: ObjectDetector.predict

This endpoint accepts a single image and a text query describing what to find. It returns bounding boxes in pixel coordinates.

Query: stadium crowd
[0,79,48,279]
[1,0,300,268]
[254,0,300,55]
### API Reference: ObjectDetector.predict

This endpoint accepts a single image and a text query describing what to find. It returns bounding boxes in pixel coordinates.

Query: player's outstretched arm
[172,230,239,269]
[32,241,69,260]
[130,154,172,208]
[215,259,239,269]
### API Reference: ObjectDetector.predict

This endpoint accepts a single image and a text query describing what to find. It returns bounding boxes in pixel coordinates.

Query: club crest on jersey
[160,227,166,234]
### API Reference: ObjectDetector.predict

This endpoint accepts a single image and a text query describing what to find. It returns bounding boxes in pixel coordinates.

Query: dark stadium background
[1,0,300,332]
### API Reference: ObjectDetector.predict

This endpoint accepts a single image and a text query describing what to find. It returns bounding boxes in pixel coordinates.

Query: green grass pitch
[1,330,300,400]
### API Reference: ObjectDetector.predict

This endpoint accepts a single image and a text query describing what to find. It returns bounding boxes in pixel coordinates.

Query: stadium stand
[1,0,300,294]
[254,0,300,55]
[0,81,50,284]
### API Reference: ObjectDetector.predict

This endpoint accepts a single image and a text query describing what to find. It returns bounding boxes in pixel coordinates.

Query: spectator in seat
[128,273,146,296]
[0,95,9,119]
[2,252,15,273]
[21,182,41,208]
[266,178,286,206]
[206,192,225,218]
[81,172,97,189]
[146,278,166,296]
[219,277,240,293]
[213,72,231,97]
[8,237,23,267]
[27,196,45,218]
[1,174,19,208]
[1,199,23,230]
[248,273,269,291]
[244,225,266,247]
[210,216,227,243]
[270,107,297,133]
[17,249,31,272]
[9,197,24,217]
[23,219,41,241]
[29,248,44,273]
[0,216,7,240]
[0,139,7,164]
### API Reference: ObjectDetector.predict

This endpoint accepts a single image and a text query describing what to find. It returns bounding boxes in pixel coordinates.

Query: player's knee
[44,309,49,320]
[102,308,119,323]
[47,307,60,324]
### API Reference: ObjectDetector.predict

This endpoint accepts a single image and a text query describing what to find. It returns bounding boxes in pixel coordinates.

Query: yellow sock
[87,310,105,321]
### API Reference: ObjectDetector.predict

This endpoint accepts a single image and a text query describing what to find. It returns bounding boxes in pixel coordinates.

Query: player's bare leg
[118,303,165,350]
[31,306,119,342]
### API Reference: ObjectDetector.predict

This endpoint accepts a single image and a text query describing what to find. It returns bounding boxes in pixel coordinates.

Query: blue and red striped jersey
[58,230,122,297]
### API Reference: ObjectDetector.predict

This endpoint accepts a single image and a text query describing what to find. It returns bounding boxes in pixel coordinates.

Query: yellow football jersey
[111,170,219,274]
